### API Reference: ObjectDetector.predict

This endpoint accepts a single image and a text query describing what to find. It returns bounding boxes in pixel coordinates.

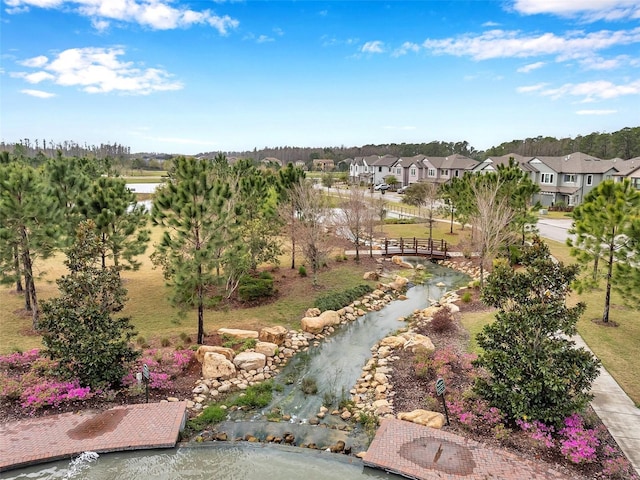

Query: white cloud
[517,61,545,72]
[21,89,56,98]
[361,40,385,54]
[19,55,48,67]
[422,27,640,61]
[392,42,420,57]
[482,21,500,27]
[576,109,617,115]
[539,79,640,101]
[517,83,548,93]
[579,54,630,70]
[511,0,640,22]
[5,0,240,34]
[256,35,274,43]
[15,47,183,95]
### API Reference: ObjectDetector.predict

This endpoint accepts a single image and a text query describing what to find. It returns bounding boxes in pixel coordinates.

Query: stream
[4,261,468,480]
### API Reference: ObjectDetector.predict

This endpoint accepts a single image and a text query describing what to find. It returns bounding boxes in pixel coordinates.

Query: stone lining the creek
[168,257,480,455]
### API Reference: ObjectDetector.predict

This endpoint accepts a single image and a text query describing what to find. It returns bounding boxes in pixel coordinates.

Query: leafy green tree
[77,177,150,271]
[475,238,600,426]
[0,161,61,327]
[568,179,640,323]
[321,172,335,191]
[152,156,242,344]
[40,220,139,389]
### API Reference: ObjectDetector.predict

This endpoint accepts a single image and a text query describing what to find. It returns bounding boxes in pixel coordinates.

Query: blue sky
[1,0,639,155]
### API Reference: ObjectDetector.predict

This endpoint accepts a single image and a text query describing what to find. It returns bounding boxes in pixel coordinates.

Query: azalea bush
[122,348,195,391]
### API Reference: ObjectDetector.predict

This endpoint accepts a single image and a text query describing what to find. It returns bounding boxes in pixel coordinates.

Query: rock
[167,397,179,402]
[255,341,278,357]
[329,440,346,453]
[447,303,460,314]
[379,336,406,349]
[233,351,267,371]
[397,410,446,429]
[301,310,340,334]
[215,432,228,441]
[202,352,237,380]
[391,256,413,269]
[389,275,410,291]
[363,271,379,280]
[305,307,321,317]
[402,333,435,355]
[217,328,259,339]
[259,326,288,345]
[341,410,352,420]
[195,345,235,363]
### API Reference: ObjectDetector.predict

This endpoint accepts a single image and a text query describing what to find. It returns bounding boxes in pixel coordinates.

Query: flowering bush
[558,413,599,464]
[20,380,93,413]
[516,418,555,449]
[0,349,40,371]
[123,348,195,391]
[448,395,504,434]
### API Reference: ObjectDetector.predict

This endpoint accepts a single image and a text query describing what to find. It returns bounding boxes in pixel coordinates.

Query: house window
[428,168,436,177]
[442,169,449,176]
[396,167,401,174]
[586,175,593,186]
[563,174,576,183]
[454,170,460,177]
[541,173,554,184]
[410,168,416,176]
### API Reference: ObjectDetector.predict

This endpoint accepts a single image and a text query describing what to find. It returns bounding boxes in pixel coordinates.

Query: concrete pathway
[0,401,187,472]
[572,335,640,476]
[364,418,573,480]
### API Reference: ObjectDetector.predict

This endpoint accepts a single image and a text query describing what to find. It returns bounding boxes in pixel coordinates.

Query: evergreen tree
[40,220,139,389]
[77,177,150,271]
[568,179,640,323]
[475,238,600,426]
[152,156,242,344]
[0,161,61,327]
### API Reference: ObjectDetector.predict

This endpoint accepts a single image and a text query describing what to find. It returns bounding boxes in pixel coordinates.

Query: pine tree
[568,179,640,323]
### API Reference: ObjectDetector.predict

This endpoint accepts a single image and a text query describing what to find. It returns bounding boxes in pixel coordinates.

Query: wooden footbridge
[381,237,450,260]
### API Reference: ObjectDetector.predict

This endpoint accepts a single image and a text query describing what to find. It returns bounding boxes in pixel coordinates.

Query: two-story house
[423,154,478,184]
[613,157,640,189]
[529,153,618,207]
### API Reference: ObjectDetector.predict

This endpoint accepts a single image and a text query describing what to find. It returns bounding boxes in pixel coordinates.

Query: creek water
[5,261,468,480]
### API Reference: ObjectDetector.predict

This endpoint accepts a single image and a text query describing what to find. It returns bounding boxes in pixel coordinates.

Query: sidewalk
[573,335,640,476]
[0,401,187,472]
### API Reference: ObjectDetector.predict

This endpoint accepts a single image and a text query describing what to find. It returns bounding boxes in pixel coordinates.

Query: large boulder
[255,341,278,357]
[389,275,410,291]
[363,271,379,280]
[195,345,235,363]
[402,333,435,355]
[397,410,446,429]
[259,325,288,345]
[233,351,266,371]
[301,310,341,334]
[391,256,413,269]
[379,335,407,349]
[218,328,259,339]
[202,352,236,380]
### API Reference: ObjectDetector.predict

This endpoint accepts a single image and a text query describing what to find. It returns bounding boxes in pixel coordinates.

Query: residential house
[423,154,478,184]
[312,158,335,171]
[393,155,426,186]
[529,152,618,207]
[349,155,398,185]
[613,157,640,189]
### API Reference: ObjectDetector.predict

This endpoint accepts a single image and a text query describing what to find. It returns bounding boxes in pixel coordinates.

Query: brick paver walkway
[0,401,187,472]
[364,418,572,480]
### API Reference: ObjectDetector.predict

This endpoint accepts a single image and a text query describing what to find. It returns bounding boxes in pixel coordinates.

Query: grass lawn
[1,220,638,405]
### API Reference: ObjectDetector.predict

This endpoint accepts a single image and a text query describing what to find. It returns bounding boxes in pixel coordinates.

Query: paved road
[536,218,574,243]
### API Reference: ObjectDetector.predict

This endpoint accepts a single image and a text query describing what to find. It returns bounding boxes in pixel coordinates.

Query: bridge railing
[382,237,448,258]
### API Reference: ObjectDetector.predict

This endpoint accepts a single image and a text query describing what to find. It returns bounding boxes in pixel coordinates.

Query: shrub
[558,413,599,464]
[461,291,472,303]
[298,265,307,277]
[301,377,318,395]
[238,273,275,302]
[229,381,275,408]
[188,404,227,430]
[314,284,373,311]
[430,306,455,333]
[161,337,171,347]
[20,380,93,413]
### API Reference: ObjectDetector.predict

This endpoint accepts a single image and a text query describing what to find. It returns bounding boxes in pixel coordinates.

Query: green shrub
[188,404,227,430]
[298,265,307,277]
[461,291,472,303]
[238,273,275,302]
[229,381,275,409]
[160,337,171,347]
[314,284,373,311]
[301,377,318,395]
